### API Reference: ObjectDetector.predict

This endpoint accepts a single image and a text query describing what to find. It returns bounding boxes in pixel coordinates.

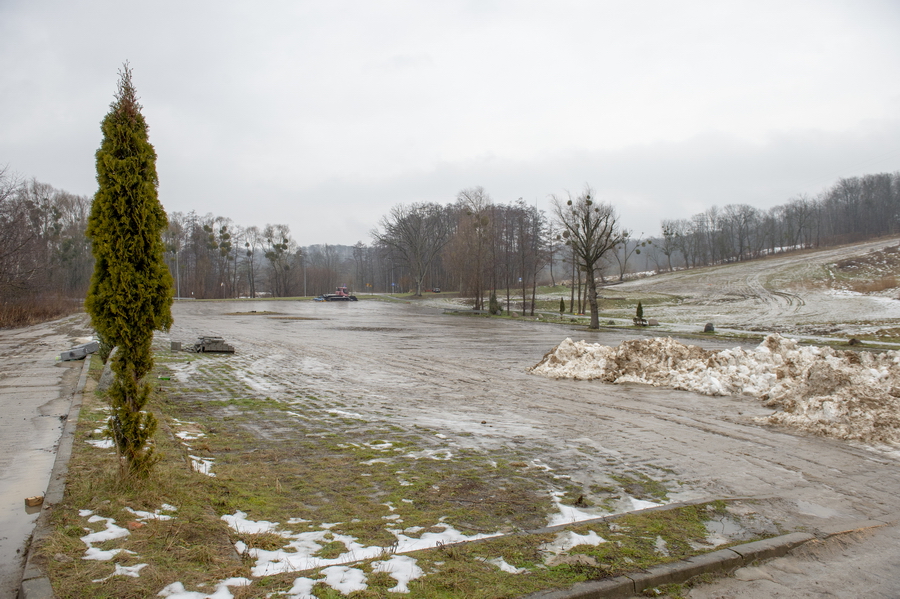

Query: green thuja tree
[636,300,644,325]
[559,297,565,314]
[489,290,500,315]
[85,64,173,477]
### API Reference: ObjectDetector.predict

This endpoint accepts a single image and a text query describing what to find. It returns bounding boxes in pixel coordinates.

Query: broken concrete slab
[59,341,99,361]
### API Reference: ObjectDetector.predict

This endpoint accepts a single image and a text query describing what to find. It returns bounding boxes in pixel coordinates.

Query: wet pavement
[0,316,89,599]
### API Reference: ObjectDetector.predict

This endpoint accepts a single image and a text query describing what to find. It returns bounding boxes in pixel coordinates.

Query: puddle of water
[703,515,747,546]
[796,500,843,518]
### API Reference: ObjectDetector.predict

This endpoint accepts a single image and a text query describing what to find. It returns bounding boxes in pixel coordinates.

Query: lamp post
[302,253,307,297]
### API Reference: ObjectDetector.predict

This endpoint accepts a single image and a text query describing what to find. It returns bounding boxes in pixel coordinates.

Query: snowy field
[592,237,900,338]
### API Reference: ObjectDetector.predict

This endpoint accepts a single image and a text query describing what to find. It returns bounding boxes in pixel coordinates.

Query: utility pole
[301,253,307,297]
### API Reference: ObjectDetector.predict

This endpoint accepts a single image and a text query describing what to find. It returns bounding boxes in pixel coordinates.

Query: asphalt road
[0,315,89,599]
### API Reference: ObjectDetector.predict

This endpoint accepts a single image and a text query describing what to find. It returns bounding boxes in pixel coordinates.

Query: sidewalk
[0,316,90,599]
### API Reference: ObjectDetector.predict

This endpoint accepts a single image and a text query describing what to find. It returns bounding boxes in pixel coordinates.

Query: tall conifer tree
[86,63,173,476]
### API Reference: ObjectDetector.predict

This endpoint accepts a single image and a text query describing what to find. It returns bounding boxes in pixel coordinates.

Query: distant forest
[1,166,898,320]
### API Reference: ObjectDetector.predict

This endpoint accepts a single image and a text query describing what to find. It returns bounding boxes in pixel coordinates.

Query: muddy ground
[162,296,900,596]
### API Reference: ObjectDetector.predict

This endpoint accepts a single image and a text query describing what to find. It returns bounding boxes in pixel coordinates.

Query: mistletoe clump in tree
[551,187,623,329]
[85,63,173,477]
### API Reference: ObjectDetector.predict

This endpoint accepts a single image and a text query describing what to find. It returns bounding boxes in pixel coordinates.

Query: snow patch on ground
[86,439,115,449]
[172,419,216,476]
[371,554,425,592]
[189,455,216,477]
[222,510,498,578]
[80,512,131,561]
[157,577,251,599]
[125,505,176,521]
[540,530,606,558]
[547,491,602,526]
[530,334,900,444]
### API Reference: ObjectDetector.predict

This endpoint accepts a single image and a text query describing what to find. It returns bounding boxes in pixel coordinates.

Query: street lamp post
[302,254,307,297]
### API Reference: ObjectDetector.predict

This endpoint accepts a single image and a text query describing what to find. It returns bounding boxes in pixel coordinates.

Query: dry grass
[0,295,82,328]
[848,276,898,294]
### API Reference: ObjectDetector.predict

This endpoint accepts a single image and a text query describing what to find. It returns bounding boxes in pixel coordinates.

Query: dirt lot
[154,290,900,596]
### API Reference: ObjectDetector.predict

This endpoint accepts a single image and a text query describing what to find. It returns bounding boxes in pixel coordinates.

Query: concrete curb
[18,357,91,599]
[520,522,890,599]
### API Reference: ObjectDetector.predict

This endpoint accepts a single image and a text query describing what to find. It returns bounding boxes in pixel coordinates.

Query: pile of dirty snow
[529,334,900,444]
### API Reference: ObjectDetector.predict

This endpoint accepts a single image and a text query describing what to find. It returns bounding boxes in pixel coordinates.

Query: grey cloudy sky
[2,1,899,245]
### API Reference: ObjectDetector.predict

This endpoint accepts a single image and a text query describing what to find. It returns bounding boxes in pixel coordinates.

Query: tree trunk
[586,268,600,329]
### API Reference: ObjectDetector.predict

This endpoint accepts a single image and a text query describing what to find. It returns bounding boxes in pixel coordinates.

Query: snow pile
[530,334,900,444]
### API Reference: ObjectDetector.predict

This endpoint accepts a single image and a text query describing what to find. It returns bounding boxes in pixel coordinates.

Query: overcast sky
[2,1,899,245]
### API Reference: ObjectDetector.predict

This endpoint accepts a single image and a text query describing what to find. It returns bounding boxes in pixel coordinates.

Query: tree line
[655,172,900,271]
[0,168,93,324]
[2,166,898,317]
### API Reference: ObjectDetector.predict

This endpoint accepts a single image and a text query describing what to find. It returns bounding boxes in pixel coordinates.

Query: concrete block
[682,548,744,574]
[729,532,814,563]
[97,347,117,392]
[520,576,635,598]
[18,576,53,599]
[627,550,743,593]
[21,561,45,584]
[59,341,99,361]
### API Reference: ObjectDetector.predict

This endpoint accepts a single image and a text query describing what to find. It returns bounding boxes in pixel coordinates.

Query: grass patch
[609,473,670,502]
[39,341,771,598]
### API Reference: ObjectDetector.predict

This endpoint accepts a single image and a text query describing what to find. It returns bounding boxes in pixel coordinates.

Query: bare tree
[263,224,294,297]
[551,187,623,329]
[0,167,38,292]
[452,187,492,309]
[610,229,649,281]
[242,226,265,298]
[372,202,451,296]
